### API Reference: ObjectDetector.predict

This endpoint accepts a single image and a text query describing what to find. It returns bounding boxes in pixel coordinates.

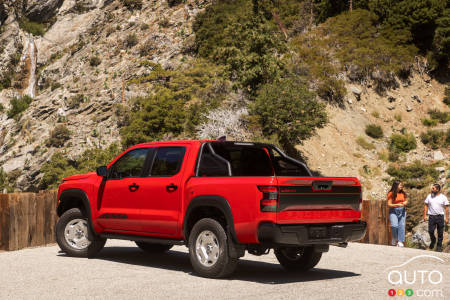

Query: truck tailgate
[276,177,361,224]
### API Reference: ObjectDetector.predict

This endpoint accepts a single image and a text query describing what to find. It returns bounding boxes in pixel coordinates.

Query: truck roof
[133,140,214,147]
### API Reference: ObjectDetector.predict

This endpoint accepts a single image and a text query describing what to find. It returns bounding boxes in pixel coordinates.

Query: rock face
[0,2,8,24]
[412,220,450,251]
[25,0,65,22]
[411,221,431,248]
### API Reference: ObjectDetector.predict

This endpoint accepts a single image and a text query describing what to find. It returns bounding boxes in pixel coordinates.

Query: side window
[150,147,186,176]
[108,148,149,179]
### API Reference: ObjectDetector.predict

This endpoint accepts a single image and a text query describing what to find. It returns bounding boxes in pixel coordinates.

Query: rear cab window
[149,147,186,177]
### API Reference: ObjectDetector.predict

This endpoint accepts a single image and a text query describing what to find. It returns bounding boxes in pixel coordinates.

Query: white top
[425,193,449,215]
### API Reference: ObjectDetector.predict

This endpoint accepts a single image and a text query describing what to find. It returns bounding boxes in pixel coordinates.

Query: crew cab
[56,140,366,278]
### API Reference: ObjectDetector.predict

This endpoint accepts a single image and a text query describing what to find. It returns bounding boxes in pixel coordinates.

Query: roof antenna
[218,136,226,141]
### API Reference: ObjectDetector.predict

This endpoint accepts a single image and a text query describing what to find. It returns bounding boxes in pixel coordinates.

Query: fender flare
[58,189,98,236]
[184,195,239,243]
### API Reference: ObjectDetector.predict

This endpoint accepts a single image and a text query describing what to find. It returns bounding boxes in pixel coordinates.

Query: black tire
[56,208,106,258]
[135,242,173,253]
[274,246,322,271]
[188,218,238,278]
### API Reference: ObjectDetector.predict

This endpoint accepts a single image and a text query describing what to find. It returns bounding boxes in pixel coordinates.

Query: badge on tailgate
[312,180,332,191]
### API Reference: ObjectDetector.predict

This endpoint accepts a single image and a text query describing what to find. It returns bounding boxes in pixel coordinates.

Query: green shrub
[316,78,346,104]
[427,109,450,124]
[389,132,417,153]
[387,161,440,189]
[67,94,86,109]
[365,124,383,139]
[356,137,376,150]
[421,118,438,127]
[18,18,46,36]
[7,95,33,119]
[421,129,450,149]
[0,103,4,113]
[251,78,327,148]
[394,114,402,122]
[388,150,399,162]
[40,144,121,190]
[120,0,143,10]
[125,33,138,48]
[46,125,71,148]
[444,87,450,106]
[89,56,101,67]
[0,167,15,194]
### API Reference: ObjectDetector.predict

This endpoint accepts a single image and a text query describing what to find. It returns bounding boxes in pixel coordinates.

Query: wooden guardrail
[0,190,57,251]
[1,192,389,251]
[360,200,392,245]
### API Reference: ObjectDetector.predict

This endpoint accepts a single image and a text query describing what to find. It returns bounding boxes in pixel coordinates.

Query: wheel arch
[184,195,239,243]
[57,189,98,236]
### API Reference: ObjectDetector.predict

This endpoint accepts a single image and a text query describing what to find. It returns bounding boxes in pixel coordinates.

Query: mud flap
[227,229,245,258]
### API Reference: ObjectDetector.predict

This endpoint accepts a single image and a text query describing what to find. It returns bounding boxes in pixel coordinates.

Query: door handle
[129,183,139,192]
[166,184,178,193]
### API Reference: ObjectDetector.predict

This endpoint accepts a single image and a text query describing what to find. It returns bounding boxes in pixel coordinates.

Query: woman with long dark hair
[387,180,408,247]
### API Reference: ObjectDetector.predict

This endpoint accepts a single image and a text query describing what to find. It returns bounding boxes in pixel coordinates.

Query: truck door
[97,147,151,231]
[138,146,188,236]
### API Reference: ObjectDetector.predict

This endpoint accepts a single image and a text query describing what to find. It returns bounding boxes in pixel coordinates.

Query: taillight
[258,185,278,212]
[359,185,363,210]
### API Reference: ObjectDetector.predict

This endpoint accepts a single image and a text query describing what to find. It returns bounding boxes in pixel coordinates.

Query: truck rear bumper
[257,221,367,246]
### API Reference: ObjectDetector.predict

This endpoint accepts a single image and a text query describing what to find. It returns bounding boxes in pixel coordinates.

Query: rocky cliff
[0,0,448,201]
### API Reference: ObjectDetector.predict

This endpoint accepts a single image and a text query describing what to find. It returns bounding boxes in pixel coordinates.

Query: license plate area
[309,226,327,239]
[331,225,344,238]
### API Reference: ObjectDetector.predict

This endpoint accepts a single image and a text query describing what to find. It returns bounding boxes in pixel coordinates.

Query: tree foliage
[40,144,121,190]
[252,78,327,148]
[193,0,286,93]
[7,95,33,119]
[121,61,230,147]
[387,161,440,189]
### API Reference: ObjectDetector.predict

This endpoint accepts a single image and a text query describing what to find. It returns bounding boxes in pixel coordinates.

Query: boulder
[411,221,431,248]
[412,95,423,103]
[406,104,413,112]
[350,86,361,101]
[350,86,362,95]
[25,0,64,22]
[348,64,362,81]
[435,167,446,173]
[388,96,396,103]
[434,150,444,161]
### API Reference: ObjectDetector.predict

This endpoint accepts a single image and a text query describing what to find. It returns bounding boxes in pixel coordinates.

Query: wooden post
[360,200,390,245]
[0,193,10,250]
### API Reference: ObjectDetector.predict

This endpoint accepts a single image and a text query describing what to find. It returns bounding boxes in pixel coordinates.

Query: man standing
[424,184,449,252]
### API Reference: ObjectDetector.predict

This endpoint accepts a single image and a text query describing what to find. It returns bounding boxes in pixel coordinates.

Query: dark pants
[428,215,445,248]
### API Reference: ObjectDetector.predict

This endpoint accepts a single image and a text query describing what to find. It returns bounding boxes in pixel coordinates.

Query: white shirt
[425,193,449,215]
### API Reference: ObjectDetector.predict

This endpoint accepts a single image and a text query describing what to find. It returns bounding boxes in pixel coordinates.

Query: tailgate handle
[312,181,332,191]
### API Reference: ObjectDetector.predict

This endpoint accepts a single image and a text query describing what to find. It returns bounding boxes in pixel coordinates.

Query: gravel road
[1,241,449,300]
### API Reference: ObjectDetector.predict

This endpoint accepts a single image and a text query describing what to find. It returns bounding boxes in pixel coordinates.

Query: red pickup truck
[56,140,366,278]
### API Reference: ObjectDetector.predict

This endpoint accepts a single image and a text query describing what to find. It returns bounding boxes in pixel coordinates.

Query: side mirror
[96,166,108,177]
